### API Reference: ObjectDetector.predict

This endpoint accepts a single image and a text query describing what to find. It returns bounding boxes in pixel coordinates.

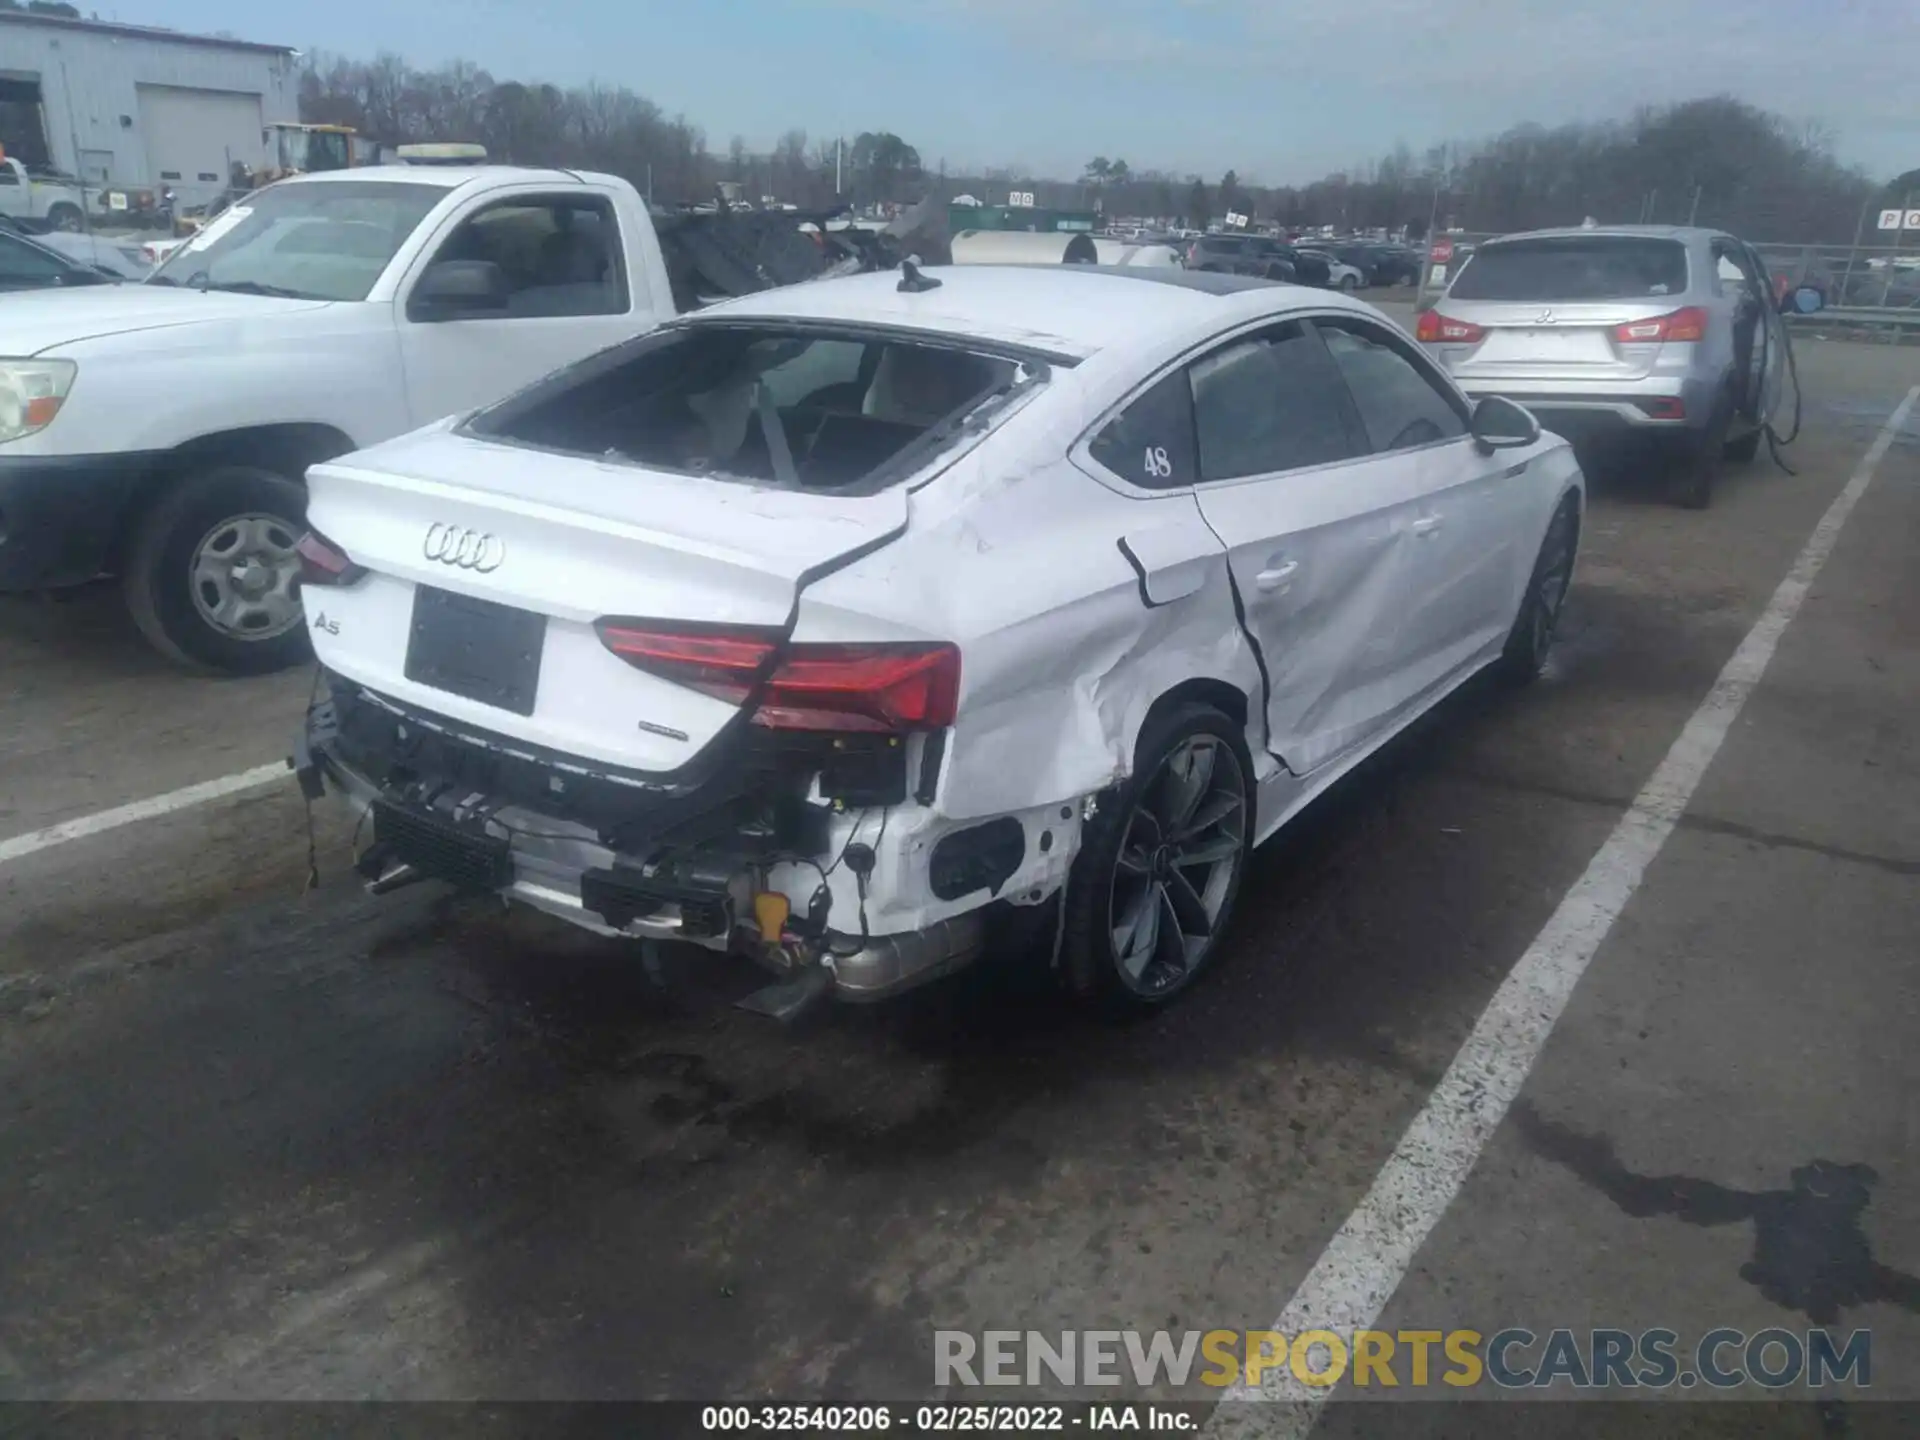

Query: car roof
[1482,224,1722,246]
[687,263,1364,359]
[283,164,620,192]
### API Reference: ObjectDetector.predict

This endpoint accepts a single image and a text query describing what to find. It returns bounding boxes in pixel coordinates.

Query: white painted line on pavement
[1212,383,1920,1437]
[0,762,290,869]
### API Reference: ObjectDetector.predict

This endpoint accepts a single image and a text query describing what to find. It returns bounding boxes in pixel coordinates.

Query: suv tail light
[294,528,366,587]
[1614,306,1708,343]
[1415,310,1485,343]
[596,621,961,734]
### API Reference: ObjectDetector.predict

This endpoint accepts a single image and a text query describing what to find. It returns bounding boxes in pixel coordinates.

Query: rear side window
[470,323,1024,493]
[1448,238,1689,301]
[1088,370,1196,489]
[1317,321,1467,452]
[1190,322,1359,481]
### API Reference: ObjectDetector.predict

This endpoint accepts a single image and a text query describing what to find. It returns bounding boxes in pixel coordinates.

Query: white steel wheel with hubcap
[124,464,316,675]
[1062,704,1253,1011]
[1500,497,1578,683]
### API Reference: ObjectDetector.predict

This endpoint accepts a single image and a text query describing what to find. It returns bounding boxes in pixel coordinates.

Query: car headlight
[0,359,77,444]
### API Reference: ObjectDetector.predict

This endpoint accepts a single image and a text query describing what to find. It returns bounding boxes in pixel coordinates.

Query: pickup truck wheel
[47,203,84,233]
[1060,703,1253,1014]
[123,466,312,675]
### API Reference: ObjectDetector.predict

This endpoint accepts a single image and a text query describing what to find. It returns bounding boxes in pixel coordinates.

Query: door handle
[1254,560,1299,590]
[1411,514,1444,536]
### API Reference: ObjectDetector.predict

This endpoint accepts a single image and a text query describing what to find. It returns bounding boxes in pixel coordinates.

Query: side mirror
[1786,285,1825,315]
[1471,395,1541,453]
[409,259,509,319]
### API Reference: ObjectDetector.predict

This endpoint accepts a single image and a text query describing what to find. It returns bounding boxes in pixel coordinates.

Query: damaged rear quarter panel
[795,422,1268,827]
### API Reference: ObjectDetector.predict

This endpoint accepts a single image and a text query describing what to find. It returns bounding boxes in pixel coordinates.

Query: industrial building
[0,11,299,206]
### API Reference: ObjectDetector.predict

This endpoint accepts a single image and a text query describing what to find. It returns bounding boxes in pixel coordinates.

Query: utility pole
[1838,197,1869,303]
[835,138,843,198]
[1884,191,1915,308]
[54,49,91,233]
[1687,185,1702,225]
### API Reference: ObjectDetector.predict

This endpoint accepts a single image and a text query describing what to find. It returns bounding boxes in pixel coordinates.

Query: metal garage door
[136,85,264,205]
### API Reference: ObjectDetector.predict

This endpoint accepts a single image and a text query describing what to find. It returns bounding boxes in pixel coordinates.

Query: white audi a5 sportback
[294,264,1582,1013]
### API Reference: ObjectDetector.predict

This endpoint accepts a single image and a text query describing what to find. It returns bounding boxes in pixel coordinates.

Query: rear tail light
[1614,306,1708,343]
[1415,310,1486,343]
[294,528,366,587]
[596,622,961,734]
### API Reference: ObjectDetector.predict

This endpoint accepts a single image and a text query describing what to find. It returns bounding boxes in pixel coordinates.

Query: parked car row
[1185,233,1421,291]
[1185,234,1333,287]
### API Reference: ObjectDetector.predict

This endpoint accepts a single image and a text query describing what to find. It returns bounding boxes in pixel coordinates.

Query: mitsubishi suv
[1416,225,1819,507]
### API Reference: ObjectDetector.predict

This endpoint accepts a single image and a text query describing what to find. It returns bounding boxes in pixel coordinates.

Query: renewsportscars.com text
[934,1327,1871,1390]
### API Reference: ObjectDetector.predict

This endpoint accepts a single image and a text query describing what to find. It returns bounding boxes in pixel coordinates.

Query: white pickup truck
[0,161,890,672]
[0,157,88,233]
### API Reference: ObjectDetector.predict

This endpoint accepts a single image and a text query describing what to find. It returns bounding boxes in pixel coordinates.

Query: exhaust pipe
[365,861,425,896]
[355,841,427,896]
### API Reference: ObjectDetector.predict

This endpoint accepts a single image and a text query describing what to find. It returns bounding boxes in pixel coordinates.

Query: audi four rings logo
[423,524,504,572]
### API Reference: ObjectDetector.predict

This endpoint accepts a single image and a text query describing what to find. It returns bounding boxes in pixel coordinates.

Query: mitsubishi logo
[423,523,504,572]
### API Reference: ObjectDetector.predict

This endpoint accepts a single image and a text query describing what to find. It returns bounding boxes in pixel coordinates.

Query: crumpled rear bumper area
[294,669,992,1000]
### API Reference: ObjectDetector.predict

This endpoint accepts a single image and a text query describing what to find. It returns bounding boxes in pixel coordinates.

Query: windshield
[1448,237,1690,302]
[146,180,445,301]
[287,129,352,172]
[470,322,1033,493]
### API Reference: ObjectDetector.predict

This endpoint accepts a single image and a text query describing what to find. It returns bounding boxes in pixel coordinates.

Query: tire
[1670,408,1729,510]
[123,465,313,676]
[1722,427,1764,463]
[1339,274,1359,292]
[1060,702,1255,1013]
[46,203,83,233]
[1497,496,1579,684]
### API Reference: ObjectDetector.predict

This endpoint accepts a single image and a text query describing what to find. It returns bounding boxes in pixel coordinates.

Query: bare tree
[297,54,1879,236]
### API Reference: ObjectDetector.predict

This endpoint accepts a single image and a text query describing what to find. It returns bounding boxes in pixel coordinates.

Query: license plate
[108,193,129,211]
[1507,328,1595,359]
[404,585,546,716]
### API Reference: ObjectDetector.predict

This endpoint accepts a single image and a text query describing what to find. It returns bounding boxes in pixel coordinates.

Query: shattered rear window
[467,323,1030,493]
[1448,238,1690,302]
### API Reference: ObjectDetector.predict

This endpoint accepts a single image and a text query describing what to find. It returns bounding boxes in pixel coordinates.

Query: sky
[94,0,1920,184]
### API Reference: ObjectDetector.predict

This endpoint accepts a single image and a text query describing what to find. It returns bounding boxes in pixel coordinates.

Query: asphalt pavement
[2,322,1916,1433]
